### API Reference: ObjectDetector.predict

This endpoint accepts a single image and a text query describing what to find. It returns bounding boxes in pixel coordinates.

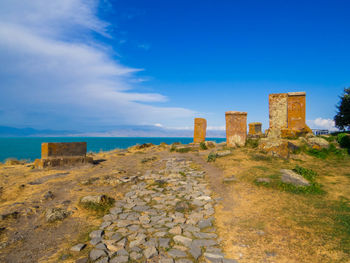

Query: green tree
[334,88,350,130]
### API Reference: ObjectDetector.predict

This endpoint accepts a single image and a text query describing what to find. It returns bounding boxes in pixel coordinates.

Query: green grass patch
[305,143,347,159]
[332,197,350,254]
[79,197,115,217]
[320,135,337,142]
[255,165,325,195]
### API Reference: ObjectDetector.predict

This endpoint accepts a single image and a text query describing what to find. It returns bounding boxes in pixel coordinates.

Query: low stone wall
[35,142,93,168]
[41,142,87,158]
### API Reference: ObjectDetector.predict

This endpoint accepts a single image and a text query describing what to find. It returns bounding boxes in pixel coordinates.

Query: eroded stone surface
[281,169,310,186]
[194,118,207,143]
[86,158,238,262]
[225,111,247,147]
[248,122,262,137]
[268,92,312,138]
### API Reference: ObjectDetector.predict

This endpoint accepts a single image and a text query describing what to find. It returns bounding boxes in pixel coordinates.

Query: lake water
[0,137,226,162]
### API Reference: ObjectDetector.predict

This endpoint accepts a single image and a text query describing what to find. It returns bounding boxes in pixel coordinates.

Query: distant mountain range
[0,126,73,137]
[0,125,226,138]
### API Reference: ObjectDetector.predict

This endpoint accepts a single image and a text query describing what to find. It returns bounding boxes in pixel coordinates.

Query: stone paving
[86,158,238,263]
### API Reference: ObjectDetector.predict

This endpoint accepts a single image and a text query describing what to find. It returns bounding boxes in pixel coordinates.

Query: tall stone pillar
[193,118,207,143]
[287,92,306,130]
[268,93,288,137]
[225,111,247,147]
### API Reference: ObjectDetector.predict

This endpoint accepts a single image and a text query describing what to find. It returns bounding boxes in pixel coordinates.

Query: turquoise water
[0,137,226,162]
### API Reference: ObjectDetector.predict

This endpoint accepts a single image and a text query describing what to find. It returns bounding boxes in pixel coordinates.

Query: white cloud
[307,118,338,131]
[0,0,195,130]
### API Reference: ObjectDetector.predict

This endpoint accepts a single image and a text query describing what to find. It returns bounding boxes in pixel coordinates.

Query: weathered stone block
[193,118,207,143]
[268,93,288,137]
[268,92,312,138]
[35,142,93,168]
[34,156,93,169]
[248,122,262,136]
[41,142,87,158]
[225,111,247,147]
[287,92,306,130]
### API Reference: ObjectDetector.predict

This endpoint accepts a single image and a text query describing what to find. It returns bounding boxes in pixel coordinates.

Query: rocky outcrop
[306,137,329,149]
[281,169,310,186]
[258,138,290,159]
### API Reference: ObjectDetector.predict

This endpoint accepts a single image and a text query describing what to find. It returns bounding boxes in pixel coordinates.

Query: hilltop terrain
[0,137,349,263]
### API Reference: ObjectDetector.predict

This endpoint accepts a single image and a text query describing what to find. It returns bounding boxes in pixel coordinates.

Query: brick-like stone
[225,111,247,147]
[193,118,207,143]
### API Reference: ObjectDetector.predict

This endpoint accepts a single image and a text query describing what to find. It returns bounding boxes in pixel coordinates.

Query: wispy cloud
[138,43,151,51]
[0,0,194,130]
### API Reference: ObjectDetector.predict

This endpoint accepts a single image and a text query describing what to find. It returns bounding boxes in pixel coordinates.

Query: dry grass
[0,149,145,262]
[213,147,350,263]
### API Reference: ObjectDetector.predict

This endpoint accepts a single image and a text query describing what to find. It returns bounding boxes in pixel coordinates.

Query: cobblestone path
[87,158,237,263]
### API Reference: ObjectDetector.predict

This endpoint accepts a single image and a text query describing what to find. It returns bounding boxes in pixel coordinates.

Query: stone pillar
[193,118,207,143]
[287,92,306,130]
[248,122,262,136]
[268,93,288,137]
[225,111,247,147]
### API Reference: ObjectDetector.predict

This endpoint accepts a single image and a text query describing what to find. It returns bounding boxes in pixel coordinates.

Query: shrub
[176,147,191,153]
[207,152,218,162]
[337,133,350,148]
[79,197,114,216]
[199,142,208,150]
[246,138,259,148]
[293,165,317,181]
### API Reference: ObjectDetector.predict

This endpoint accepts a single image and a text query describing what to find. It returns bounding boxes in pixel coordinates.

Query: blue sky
[0,0,349,134]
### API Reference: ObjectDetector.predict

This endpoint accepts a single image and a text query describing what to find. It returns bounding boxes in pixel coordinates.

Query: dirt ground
[0,142,349,263]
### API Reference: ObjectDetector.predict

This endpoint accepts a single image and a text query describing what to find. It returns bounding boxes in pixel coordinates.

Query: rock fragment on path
[45,208,70,222]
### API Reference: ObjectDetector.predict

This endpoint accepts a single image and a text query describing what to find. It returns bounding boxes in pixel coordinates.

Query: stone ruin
[267,92,312,138]
[191,91,312,148]
[34,142,93,168]
[193,118,207,143]
[248,122,262,137]
[225,111,247,147]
